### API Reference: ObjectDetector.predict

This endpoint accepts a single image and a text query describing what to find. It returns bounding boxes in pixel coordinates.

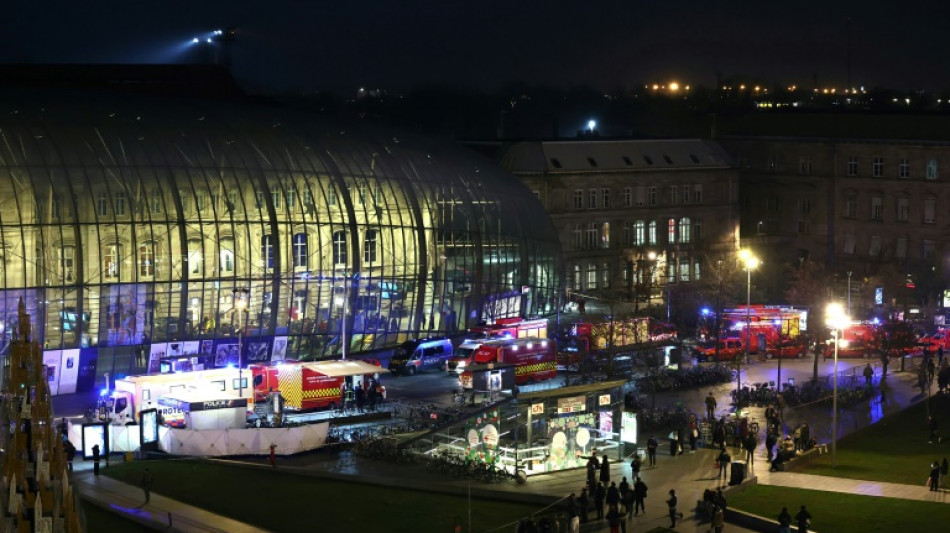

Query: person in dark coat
[795,505,812,533]
[578,488,590,523]
[632,477,648,516]
[765,430,778,462]
[606,481,620,506]
[929,460,941,491]
[92,444,101,476]
[744,433,757,466]
[600,454,611,484]
[646,436,658,466]
[621,486,635,519]
[587,455,599,485]
[618,476,630,496]
[777,507,792,533]
[594,482,606,519]
[677,426,686,455]
[669,434,679,456]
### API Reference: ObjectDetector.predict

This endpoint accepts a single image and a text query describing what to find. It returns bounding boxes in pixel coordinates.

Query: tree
[784,259,834,381]
[694,252,744,364]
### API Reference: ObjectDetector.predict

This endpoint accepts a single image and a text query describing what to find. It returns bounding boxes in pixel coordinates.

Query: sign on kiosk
[598,394,611,406]
[620,412,638,444]
[530,402,544,415]
[557,396,586,414]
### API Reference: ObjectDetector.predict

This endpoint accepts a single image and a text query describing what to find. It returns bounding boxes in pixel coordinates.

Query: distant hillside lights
[645,82,691,94]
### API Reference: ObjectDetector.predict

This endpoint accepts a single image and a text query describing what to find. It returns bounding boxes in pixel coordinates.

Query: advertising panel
[272,336,288,361]
[42,350,62,395]
[103,283,146,346]
[148,343,168,374]
[76,348,98,393]
[58,349,80,394]
[598,411,613,435]
[620,411,638,444]
[81,423,107,459]
[140,409,159,448]
[557,396,586,414]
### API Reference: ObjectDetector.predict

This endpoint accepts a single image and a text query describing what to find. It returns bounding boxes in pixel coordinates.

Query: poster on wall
[76,348,99,393]
[200,340,214,355]
[58,349,80,394]
[42,351,62,395]
[463,408,501,464]
[215,343,239,367]
[271,336,288,362]
[546,412,597,471]
[182,341,200,356]
[598,411,613,435]
[103,284,146,346]
[81,424,107,459]
[148,343,168,374]
[246,340,270,363]
[620,412,638,444]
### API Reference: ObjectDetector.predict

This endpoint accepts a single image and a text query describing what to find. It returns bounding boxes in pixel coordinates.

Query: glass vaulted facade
[0,87,561,394]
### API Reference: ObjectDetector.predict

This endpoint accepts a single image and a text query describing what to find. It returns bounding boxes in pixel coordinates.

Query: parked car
[765,339,807,360]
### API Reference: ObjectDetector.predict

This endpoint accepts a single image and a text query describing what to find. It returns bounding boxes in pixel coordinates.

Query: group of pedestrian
[341,379,386,412]
[777,505,812,533]
[567,455,649,533]
[928,458,949,491]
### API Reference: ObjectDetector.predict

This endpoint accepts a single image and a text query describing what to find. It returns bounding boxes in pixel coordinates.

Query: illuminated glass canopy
[0,85,561,386]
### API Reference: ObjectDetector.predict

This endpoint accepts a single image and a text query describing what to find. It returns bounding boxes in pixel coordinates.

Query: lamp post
[647,251,657,309]
[847,271,853,317]
[232,287,249,398]
[335,275,349,360]
[738,249,760,406]
[825,302,850,468]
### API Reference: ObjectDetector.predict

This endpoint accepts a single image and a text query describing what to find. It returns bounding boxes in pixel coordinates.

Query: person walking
[566,493,580,533]
[92,444,101,476]
[743,433,757,467]
[606,503,622,533]
[606,481,620,507]
[647,435,658,466]
[930,460,941,491]
[618,476,629,496]
[864,363,873,386]
[666,489,683,529]
[795,505,812,533]
[587,455,599,486]
[600,454,611,484]
[705,391,717,421]
[622,486,635,519]
[64,440,76,472]
[594,481,606,519]
[631,454,642,477]
[632,477,647,516]
[717,448,731,485]
[578,488,590,524]
[354,383,365,412]
[777,507,792,533]
[765,430,777,462]
[141,468,153,504]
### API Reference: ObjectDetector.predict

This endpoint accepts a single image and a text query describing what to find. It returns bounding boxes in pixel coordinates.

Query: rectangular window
[601,188,611,209]
[679,258,690,282]
[96,193,109,217]
[897,198,909,222]
[179,190,189,213]
[104,244,120,278]
[799,159,812,175]
[669,186,679,205]
[150,190,163,214]
[332,231,347,266]
[845,197,857,218]
[588,189,597,209]
[586,265,598,290]
[601,263,610,289]
[693,259,702,281]
[286,190,296,212]
[847,157,858,176]
[924,240,936,259]
[59,246,75,282]
[899,158,910,178]
[678,218,691,243]
[574,189,583,209]
[843,234,856,255]
[601,222,610,249]
[586,223,598,249]
[634,221,645,246]
[303,189,313,210]
[682,185,691,204]
[623,221,631,246]
[188,242,202,275]
[648,187,657,206]
[572,225,583,249]
[870,197,883,220]
[328,186,337,206]
[873,157,884,177]
[139,243,155,277]
[648,221,657,245]
[693,185,703,204]
[271,187,282,211]
[693,218,703,241]
[896,237,907,259]
[623,187,632,207]
[927,159,939,180]
[924,198,936,224]
[364,230,378,263]
[636,187,646,207]
[798,221,809,234]
[255,191,265,210]
[869,235,881,256]
[797,199,811,213]
[220,239,235,274]
[195,192,206,212]
[292,233,308,268]
[227,191,239,213]
[261,235,275,269]
[667,218,676,243]
[113,193,126,216]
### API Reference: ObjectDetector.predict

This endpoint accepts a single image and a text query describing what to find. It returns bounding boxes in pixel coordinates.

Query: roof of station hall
[499,139,735,174]
[0,64,538,200]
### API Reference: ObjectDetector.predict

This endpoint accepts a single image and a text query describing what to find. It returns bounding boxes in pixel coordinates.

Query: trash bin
[730,460,747,486]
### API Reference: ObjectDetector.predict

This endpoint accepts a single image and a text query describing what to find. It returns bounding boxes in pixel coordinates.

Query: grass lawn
[104,460,549,533]
[729,485,950,533]
[82,502,154,533]
[786,392,950,485]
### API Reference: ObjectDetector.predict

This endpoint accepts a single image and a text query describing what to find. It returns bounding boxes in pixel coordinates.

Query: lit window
[187,240,202,276]
[648,221,657,245]
[364,230,378,263]
[138,243,155,277]
[220,239,235,274]
[634,220,645,246]
[667,218,676,243]
[292,233,308,268]
[333,231,347,266]
[601,222,610,248]
[261,235,274,269]
[104,244,120,278]
[601,263,610,289]
[59,246,75,282]
[678,218,691,243]
[586,264,598,290]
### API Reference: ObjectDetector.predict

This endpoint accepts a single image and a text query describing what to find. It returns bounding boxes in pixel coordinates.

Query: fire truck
[458,337,556,388]
[470,317,549,340]
[249,359,386,411]
[557,318,676,370]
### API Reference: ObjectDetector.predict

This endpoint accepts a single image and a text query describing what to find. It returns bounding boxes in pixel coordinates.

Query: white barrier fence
[66,420,329,457]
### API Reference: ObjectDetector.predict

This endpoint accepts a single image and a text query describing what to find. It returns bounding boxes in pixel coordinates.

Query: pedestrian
[718,448,731,484]
[669,432,679,456]
[64,440,76,472]
[864,363,873,386]
[647,435,658,466]
[712,505,725,533]
[765,430,777,462]
[801,423,811,451]
[354,383,365,412]
[631,454,641,477]
[714,489,727,514]
[92,444,100,476]
[606,503,622,533]
[600,454,611,484]
[743,433,756,466]
[622,486,635,519]
[705,391,717,421]
[930,416,940,444]
[587,455,599,485]
[777,507,792,533]
[666,489,683,528]
[606,481,620,506]
[633,477,647,516]
[930,460,941,491]
[594,482,606,519]
[793,424,803,451]
[566,493,580,533]
[883,354,890,376]
[578,488,589,523]
[795,505,811,533]
[689,423,698,452]
[928,358,937,384]
[677,425,686,455]
[141,468,153,504]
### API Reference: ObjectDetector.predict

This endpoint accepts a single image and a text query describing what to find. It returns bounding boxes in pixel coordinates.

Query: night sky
[3,1,949,93]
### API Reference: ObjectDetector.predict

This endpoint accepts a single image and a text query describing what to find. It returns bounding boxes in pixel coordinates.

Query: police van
[388,337,454,375]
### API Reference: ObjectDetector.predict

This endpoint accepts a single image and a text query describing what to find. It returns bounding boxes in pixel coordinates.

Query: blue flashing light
[871,318,881,325]
[226,364,235,369]
[192,37,199,43]
[99,388,109,396]
[206,38,212,43]
[700,308,711,316]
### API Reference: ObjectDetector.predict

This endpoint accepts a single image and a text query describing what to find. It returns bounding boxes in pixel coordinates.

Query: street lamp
[647,251,657,309]
[335,275,350,360]
[232,287,249,398]
[825,302,850,468]
[738,249,760,405]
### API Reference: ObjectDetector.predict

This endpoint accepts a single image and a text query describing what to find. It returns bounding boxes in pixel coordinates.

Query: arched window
[364,230,378,263]
[261,235,275,269]
[138,243,155,277]
[292,233,308,268]
[332,231,347,266]
[220,238,235,274]
[187,240,203,276]
[679,218,691,243]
